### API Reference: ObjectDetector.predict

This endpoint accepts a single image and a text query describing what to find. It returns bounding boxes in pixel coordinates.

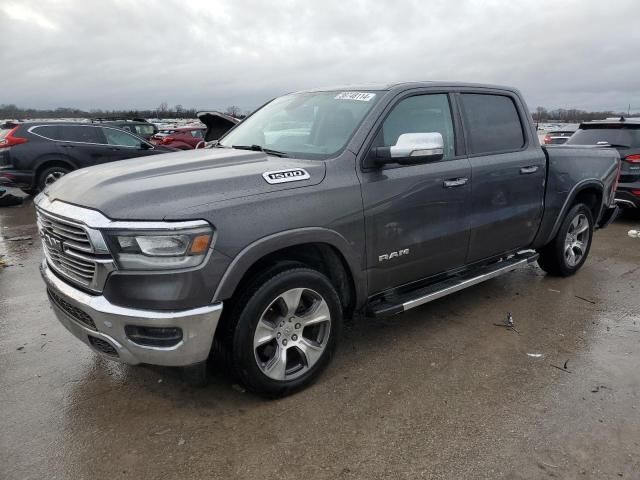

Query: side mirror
[140,142,152,150]
[366,132,444,167]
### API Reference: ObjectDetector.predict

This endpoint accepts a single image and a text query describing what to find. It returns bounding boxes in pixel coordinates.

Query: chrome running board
[370,251,539,318]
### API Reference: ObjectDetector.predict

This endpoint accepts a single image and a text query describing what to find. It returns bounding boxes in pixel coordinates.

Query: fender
[535,179,604,247]
[212,227,367,307]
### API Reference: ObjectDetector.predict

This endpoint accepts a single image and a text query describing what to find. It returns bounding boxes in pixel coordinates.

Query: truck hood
[44,148,326,220]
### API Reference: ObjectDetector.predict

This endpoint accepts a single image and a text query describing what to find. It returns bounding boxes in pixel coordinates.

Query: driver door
[357,93,472,294]
[100,127,158,161]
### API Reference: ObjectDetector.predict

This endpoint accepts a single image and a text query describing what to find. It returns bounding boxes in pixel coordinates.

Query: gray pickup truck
[36,82,620,396]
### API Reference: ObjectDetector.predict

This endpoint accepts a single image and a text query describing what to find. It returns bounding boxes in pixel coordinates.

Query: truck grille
[36,208,104,290]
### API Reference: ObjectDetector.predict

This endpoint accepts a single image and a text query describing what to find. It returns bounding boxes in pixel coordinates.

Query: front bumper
[40,260,223,366]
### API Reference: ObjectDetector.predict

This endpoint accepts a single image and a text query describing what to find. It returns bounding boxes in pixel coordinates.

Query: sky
[1,0,639,113]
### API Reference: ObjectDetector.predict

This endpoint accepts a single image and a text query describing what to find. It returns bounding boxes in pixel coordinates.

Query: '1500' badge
[262,168,310,184]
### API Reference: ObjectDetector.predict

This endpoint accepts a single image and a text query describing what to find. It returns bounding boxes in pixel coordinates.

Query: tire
[537,203,594,276]
[226,265,342,397]
[182,361,209,388]
[38,165,71,191]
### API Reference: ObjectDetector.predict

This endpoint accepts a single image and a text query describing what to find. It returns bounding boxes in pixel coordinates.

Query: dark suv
[566,118,640,210]
[0,122,173,193]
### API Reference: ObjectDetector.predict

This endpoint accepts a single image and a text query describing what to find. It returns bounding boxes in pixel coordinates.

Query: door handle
[443,177,469,188]
[520,165,539,174]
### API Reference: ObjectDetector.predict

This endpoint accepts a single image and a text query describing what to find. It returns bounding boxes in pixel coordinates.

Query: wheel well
[574,187,602,220]
[34,160,74,187]
[230,243,357,317]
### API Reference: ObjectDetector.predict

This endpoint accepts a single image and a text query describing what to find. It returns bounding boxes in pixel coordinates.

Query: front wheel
[228,266,342,397]
[537,203,594,276]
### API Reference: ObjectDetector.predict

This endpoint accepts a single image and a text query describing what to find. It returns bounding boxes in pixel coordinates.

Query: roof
[296,81,518,94]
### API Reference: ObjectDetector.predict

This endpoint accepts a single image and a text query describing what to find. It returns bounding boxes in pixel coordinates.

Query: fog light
[125,326,183,347]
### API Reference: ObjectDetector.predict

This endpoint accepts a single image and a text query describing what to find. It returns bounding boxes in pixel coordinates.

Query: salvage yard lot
[1,200,639,479]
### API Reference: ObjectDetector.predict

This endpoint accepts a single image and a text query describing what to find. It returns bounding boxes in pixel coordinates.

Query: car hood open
[44,148,325,220]
[197,111,239,142]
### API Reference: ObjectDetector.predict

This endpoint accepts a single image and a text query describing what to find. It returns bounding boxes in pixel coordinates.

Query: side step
[370,251,539,318]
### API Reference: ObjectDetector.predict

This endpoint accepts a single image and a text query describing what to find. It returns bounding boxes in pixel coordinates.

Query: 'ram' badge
[263,168,310,184]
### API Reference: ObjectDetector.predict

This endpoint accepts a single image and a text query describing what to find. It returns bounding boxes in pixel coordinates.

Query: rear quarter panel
[11,128,77,173]
[533,145,620,247]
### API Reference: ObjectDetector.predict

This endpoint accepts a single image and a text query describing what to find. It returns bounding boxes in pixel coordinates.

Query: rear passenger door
[459,92,545,263]
[55,125,111,167]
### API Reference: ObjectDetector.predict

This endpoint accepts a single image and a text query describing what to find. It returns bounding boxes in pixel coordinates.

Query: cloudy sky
[1,0,639,113]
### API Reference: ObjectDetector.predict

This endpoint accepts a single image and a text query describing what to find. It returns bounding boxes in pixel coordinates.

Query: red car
[151,127,207,149]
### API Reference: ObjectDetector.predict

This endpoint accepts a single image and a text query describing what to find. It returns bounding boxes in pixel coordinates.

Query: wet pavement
[1,196,639,479]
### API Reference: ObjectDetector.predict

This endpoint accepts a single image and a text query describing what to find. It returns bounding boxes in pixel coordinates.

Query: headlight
[104,226,213,270]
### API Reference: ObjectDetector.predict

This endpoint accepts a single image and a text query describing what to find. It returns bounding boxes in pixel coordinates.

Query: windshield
[566,126,640,148]
[218,91,381,159]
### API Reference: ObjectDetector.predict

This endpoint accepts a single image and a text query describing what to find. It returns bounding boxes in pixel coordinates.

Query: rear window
[31,125,62,140]
[566,126,640,148]
[460,94,525,155]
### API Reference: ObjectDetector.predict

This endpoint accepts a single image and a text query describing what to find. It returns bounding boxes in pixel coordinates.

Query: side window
[375,94,455,160]
[57,125,105,144]
[32,125,61,140]
[102,127,143,147]
[460,94,525,154]
[191,130,203,138]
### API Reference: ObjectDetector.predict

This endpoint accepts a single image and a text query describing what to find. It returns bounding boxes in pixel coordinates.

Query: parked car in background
[151,126,207,149]
[566,118,640,210]
[197,111,239,143]
[0,122,173,193]
[37,82,619,396]
[542,124,578,144]
[91,118,158,140]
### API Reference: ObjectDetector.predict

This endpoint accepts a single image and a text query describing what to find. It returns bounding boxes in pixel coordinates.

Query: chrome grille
[36,208,108,290]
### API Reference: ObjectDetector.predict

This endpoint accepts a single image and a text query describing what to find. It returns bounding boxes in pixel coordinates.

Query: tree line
[1,102,637,123]
[0,103,247,120]
[532,106,638,123]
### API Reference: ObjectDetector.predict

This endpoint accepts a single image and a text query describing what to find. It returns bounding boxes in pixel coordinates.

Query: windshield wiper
[232,144,288,157]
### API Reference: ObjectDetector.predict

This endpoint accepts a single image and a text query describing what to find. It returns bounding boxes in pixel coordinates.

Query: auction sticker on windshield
[334,92,376,101]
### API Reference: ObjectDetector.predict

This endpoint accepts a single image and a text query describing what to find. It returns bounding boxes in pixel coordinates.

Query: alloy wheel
[253,288,331,381]
[44,171,66,186]
[564,213,590,267]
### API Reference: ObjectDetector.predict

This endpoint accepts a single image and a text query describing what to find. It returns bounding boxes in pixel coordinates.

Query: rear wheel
[226,265,342,397]
[537,203,594,276]
[38,165,70,191]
